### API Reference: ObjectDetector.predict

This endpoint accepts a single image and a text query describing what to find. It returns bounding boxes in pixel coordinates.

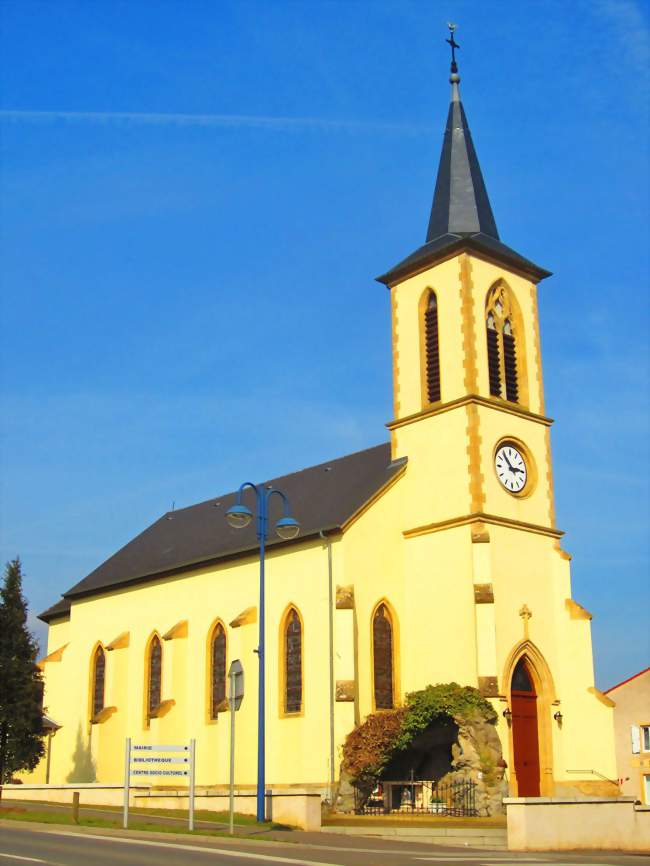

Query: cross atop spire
[446,23,460,74]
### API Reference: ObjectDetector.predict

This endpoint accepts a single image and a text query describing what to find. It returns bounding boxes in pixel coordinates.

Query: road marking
[43,831,347,865]
[0,854,48,864]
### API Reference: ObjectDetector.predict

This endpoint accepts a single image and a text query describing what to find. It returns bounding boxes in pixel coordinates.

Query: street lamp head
[275,516,300,540]
[226,503,253,529]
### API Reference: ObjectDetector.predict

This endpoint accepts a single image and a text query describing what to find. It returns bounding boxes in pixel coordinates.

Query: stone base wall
[505,797,650,852]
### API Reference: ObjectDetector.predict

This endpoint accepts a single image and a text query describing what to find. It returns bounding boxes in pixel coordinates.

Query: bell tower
[377,32,616,801]
[377,31,555,537]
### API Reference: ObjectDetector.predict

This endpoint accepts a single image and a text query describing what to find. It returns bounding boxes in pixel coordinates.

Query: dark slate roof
[38,597,72,624]
[377,78,550,287]
[377,232,551,287]
[39,443,406,617]
[427,97,499,240]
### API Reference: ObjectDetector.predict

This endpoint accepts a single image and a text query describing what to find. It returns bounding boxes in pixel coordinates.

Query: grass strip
[0,808,286,838]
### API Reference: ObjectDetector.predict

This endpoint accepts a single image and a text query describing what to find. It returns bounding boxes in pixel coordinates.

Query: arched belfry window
[147,635,162,717]
[424,291,441,403]
[284,608,303,714]
[372,603,394,710]
[210,622,227,718]
[91,645,105,720]
[485,284,519,403]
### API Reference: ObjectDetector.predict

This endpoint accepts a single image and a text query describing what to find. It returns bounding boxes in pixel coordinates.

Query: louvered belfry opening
[486,314,502,397]
[502,320,518,402]
[148,635,162,716]
[92,646,105,719]
[425,291,441,403]
[211,623,227,718]
[285,609,302,714]
[485,285,519,403]
[373,603,394,709]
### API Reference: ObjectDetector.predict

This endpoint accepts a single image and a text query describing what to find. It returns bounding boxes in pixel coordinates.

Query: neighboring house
[605,667,650,803]
[28,54,618,802]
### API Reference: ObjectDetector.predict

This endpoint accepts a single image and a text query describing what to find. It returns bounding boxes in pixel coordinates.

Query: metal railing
[355,778,478,817]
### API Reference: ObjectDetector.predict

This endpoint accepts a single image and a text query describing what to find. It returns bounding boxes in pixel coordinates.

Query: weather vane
[446,23,460,74]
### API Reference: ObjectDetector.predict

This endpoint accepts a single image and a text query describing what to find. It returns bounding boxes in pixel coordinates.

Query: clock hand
[503,454,515,471]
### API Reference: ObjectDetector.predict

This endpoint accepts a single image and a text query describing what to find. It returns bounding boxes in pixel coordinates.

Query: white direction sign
[123,738,196,831]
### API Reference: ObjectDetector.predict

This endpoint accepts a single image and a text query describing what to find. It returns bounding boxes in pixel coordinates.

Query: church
[32,47,617,807]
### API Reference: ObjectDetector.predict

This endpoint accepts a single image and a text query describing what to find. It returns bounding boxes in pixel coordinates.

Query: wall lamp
[502,708,512,724]
[553,710,563,724]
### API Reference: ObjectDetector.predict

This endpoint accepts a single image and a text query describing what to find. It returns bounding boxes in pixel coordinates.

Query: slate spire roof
[377,46,550,287]
[426,77,499,241]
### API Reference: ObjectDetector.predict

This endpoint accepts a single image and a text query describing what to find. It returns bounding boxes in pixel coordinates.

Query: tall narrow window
[424,291,441,403]
[485,284,519,403]
[210,623,227,718]
[373,603,394,710]
[486,313,501,397]
[502,320,518,402]
[92,646,105,720]
[148,636,162,717]
[284,608,302,714]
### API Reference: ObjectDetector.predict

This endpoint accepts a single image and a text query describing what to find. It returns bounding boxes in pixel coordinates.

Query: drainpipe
[320,530,336,804]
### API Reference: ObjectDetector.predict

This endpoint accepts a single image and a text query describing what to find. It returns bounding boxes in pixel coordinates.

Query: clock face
[495,444,527,493]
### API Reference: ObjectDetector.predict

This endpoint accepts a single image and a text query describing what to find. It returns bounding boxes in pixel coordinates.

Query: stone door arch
[502,640,556,796]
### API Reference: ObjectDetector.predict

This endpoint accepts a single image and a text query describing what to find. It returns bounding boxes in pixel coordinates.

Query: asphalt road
[1,825,649,866]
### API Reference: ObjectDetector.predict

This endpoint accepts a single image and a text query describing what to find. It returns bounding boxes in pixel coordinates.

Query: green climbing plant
[342,682,497,789]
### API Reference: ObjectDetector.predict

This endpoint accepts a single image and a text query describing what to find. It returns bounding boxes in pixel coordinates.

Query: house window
[485,283,520,403]
[148,635,162,717]
[424,291,441,403]
[210,623,227,718]
[92,645,105,719]
[373,603,394,710]
[642,725,650,752]
[284,608,303,714]
[644,774,650,805]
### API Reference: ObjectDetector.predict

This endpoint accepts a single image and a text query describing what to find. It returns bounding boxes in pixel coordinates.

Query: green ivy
[342,682,497,788]
[393,683,497,752]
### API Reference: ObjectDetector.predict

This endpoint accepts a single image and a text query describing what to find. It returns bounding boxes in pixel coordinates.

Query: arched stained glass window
[211,623,227,718]
[148,636,162,716]
[424,291,441,403]
[373,603,394,710]
[485,284,519,403]
[284,608,303,714]
[512,658,534,692]
[92,646,105,719]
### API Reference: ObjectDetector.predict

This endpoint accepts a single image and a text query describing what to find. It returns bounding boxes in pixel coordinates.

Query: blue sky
[0,0,648,690]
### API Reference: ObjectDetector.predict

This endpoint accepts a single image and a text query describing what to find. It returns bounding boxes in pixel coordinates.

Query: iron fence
[355,778,477,817]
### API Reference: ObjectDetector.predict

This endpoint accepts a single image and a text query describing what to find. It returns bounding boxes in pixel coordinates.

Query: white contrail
[0,108,430,135]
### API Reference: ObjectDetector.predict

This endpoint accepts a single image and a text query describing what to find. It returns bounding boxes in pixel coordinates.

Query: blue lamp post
[225,484,300,822]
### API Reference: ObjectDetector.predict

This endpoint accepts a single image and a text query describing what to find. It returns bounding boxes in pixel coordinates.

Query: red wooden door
[512,691,540,796]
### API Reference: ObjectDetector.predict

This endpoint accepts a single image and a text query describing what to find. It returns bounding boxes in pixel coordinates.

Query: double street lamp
[226,483,300,823]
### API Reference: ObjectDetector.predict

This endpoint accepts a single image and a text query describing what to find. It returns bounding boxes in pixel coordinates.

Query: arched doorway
[511,658,540,796]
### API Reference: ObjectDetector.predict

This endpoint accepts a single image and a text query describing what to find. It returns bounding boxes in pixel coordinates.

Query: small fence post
[71,791,80,824]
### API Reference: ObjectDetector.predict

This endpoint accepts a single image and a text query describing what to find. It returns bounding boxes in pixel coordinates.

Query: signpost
[123,739,196,830]
[228,659,245,834]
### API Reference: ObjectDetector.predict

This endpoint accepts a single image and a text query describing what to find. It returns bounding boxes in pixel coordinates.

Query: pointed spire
[375,27,551,288]
[426,25,499,241]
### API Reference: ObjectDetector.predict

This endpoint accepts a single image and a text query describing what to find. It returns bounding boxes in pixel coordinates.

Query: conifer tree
[0,558,44,794]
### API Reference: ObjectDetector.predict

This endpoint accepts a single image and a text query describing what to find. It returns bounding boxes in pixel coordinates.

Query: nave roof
[39,442,406,622]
